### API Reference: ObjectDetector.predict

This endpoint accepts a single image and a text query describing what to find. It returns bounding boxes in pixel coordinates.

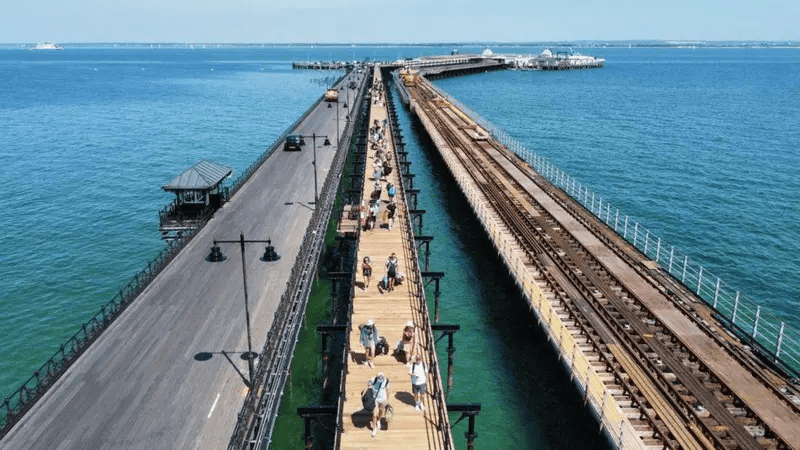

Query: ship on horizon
[31,42,64,50]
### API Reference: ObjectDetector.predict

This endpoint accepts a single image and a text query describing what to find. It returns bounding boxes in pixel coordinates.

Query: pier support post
[432,324,458,393]
[414,236,433,271]
[409,209,425,235]
[316,325,346,397]
[447,403,481,450]
[297,405,337,450]
[423,271,444,323]
[405,189,419,210]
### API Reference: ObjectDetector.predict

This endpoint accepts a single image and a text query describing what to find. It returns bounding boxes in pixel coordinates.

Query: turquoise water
[1,46,799,447]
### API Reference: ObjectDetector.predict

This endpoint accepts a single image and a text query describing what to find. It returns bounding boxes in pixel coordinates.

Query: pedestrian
[366,372,391,437]
[362,256,372,290]
[359,319,378,368]
[386,182,396,202]
[381,205,390,230]
[373,164,382,182]
[386,201,397,231]
[368,200,379,230]
[385,253,399,291]
[397,320,415,363]
[407,355,427,411]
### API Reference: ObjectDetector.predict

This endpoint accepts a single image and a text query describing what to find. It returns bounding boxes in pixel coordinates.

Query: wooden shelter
[158,159,232,240]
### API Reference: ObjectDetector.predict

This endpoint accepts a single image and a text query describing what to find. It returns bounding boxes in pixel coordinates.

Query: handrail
[431,84,800,379]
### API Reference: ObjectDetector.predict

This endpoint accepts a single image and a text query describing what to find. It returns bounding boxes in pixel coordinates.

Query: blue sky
[1,0,798,43]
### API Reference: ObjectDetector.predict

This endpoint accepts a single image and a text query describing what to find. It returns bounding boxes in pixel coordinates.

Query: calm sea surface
[1,45,798,447]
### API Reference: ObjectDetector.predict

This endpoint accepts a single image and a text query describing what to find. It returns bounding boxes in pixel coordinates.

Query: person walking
[362,256,372,290]
[359,319,378,368]
[386,201,397,231]
[366,372,391,437]
[407,354,427,411]
[385,253,399,291]
[397,321,416,363]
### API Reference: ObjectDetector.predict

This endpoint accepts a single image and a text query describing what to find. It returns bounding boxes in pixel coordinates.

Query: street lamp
[334,98,340,150]
[299,133,330,204]
[205,233,280,388]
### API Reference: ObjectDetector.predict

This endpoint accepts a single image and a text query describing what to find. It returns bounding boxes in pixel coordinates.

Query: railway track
[408,79,800,450]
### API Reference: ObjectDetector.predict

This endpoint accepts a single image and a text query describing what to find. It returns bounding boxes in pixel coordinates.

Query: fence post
[668,247,675,273]
[681,255,688,283]
[713,278,721,309]
[655,237,661,263]
[614,209,619,231]
[643,229,649,255]
[623,216,629,239]
[633,223,639,247]
[776,322,786,359]
[752,306,761,338]
[731,292,740,324]
[697,266,704,296]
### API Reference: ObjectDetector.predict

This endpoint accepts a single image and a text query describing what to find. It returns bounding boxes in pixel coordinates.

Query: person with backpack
[385,253,399,292]
[362,373,391,437]
[407,354,427,411]
[386,182,396,202]
[359,319,378,368]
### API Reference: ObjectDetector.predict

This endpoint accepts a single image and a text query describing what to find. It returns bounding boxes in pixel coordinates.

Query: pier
[3,53,799,450]
[335,67,453,448]
[1,71,368,448]
[396,67,800,449]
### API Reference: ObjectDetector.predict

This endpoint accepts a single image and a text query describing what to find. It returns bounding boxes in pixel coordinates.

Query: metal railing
[431,84,800,378]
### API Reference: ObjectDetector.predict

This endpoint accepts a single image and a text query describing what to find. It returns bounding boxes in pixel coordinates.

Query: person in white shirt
[407,354,427,411]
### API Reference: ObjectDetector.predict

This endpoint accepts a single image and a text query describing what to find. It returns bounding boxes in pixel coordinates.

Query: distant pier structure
[158,159,232,240]
[505,48,605,70]
[293,48,604,73]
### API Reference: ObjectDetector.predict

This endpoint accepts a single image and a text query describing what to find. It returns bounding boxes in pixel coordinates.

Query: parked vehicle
[284,135,302,151]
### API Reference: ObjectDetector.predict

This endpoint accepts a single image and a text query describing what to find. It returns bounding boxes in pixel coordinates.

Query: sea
[1,44,798,448]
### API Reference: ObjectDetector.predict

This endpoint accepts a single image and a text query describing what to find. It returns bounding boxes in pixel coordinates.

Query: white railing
[431,85,800,377]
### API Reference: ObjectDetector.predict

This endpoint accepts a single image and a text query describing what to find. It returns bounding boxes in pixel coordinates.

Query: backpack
[376,336,389,355]
[387,184,396,197]
[387,259,397,277]
[361,324,374,341]
[362,386,376,412]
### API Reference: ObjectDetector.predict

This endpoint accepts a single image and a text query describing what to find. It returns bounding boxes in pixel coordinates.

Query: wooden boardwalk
[337,67,452,449]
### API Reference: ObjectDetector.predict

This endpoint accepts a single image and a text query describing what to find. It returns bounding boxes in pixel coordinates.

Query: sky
[1,0,798,43]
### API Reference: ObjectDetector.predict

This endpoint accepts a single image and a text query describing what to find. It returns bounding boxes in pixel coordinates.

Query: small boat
[32,42,64,50]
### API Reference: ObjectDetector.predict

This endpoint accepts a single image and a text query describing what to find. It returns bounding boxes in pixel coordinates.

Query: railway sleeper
[756,437,779,449]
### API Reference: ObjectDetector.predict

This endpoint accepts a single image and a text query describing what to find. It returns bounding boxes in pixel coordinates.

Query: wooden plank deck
[338,67,450,449]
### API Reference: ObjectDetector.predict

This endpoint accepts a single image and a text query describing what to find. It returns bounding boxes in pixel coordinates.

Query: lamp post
[206,233,280,388]
[299,133,330,204]
[335,98,340,150]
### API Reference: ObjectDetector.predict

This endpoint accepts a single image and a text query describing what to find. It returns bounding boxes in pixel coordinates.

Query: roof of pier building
[161,159,232,192]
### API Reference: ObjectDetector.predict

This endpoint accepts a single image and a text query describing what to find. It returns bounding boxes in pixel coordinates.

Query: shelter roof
[162,160,232,191]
